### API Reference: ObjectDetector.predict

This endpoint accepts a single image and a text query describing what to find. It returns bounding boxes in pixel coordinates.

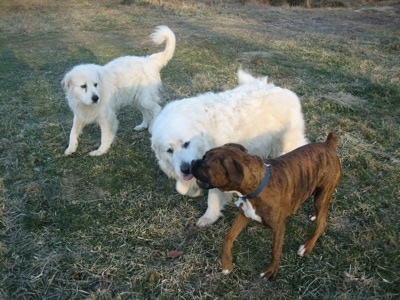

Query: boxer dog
[191,132,342,279]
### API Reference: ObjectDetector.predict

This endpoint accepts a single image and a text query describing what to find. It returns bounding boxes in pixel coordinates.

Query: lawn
[0,0,399,299]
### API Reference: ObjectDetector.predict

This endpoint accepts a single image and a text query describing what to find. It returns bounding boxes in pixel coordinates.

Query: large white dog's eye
[94,83,98,87]
[183,141,190,149]
[167,148,173,154]
[81,84,87,89]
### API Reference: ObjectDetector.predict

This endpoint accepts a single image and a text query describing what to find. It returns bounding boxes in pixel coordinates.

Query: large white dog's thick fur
[151,70,308,227]
[62,25,176,156]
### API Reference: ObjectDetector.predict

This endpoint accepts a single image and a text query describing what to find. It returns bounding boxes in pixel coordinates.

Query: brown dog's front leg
[221,212,250,274]
[260,222,286,280]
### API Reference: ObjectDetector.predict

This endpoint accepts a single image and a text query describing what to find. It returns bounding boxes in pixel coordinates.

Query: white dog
[62,25,176,156]
[151,70,308,227]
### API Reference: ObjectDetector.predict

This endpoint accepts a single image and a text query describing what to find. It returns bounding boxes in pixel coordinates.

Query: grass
[1,0,400,298]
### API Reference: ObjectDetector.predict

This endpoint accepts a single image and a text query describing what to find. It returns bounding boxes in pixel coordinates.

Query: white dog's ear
[237,69,268,85]
[61,75,71,92]
[150,141,161,159]
[237,69,256,85]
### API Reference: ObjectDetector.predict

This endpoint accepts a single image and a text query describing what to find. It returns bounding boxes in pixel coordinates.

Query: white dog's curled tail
[150,25,176,68]
[237,69,269,85]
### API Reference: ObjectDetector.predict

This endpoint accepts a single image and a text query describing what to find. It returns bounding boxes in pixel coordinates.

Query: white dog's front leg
[197,189,231,227]
[89,117,117,156]
[65,117,85,155]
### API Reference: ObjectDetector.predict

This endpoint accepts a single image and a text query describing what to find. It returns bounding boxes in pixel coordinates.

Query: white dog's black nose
[180,162,191,176]
[92,95,99,103]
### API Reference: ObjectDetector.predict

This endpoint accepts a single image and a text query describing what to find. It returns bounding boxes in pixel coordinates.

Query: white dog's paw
[89,149,107,156]
[176,180,202,197]
[196,214,221,227]
[134,124,147,131]
[64,147,76,156]
[297,245,306,257]
[176,180,191,195]
[186,187,202,197]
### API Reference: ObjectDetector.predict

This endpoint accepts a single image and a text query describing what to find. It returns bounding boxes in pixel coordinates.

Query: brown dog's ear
[222,157,244,185]
[224,143,248,153]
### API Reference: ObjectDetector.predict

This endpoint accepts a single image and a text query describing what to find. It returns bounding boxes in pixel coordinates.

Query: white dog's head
[61,64,102,106]
[151,112,213,195]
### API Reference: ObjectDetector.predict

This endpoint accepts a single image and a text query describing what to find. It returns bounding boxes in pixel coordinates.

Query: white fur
[260,272,266,278]
[239,200,262,223]
[151,70,307,226]
[297,245,306,257]
[62,25,176,156]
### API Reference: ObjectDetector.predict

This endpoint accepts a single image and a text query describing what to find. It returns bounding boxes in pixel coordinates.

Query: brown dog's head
[191,143,261,192]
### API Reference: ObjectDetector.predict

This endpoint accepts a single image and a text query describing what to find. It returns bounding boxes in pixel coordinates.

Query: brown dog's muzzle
[191,159,215,190]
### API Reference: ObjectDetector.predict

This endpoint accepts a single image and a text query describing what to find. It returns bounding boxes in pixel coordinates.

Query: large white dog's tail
[150,25,176,68]
[237,69,269,85]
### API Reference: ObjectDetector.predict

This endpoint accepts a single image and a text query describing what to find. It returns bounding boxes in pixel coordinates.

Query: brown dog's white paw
[260,270,278,280]
[297,244,306,257]
[222,269,231,275]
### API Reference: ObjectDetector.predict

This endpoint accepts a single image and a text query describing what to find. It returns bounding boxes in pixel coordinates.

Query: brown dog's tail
[326,131,339,149]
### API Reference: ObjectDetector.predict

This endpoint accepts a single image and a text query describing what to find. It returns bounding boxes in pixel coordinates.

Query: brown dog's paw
[221,260,233,275]
[260,267,278,280]
[221,262,233,275]
[297,243,316,257]
[297,244,308,256]
[222,268,232,275]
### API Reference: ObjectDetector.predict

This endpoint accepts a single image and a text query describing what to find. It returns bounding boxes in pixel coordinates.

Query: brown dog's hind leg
[221,212,250,274]
[260,222,286,280]
[297,187,333,257]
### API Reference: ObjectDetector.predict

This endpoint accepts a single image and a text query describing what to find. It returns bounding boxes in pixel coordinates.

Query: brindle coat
[191,132,342,279]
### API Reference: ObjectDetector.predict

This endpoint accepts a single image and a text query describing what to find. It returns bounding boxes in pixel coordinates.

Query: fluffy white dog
[151,70,308,227]
[62,25,176,156]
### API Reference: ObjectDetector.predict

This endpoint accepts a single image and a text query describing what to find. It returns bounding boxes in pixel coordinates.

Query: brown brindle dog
[191,132,342,280]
